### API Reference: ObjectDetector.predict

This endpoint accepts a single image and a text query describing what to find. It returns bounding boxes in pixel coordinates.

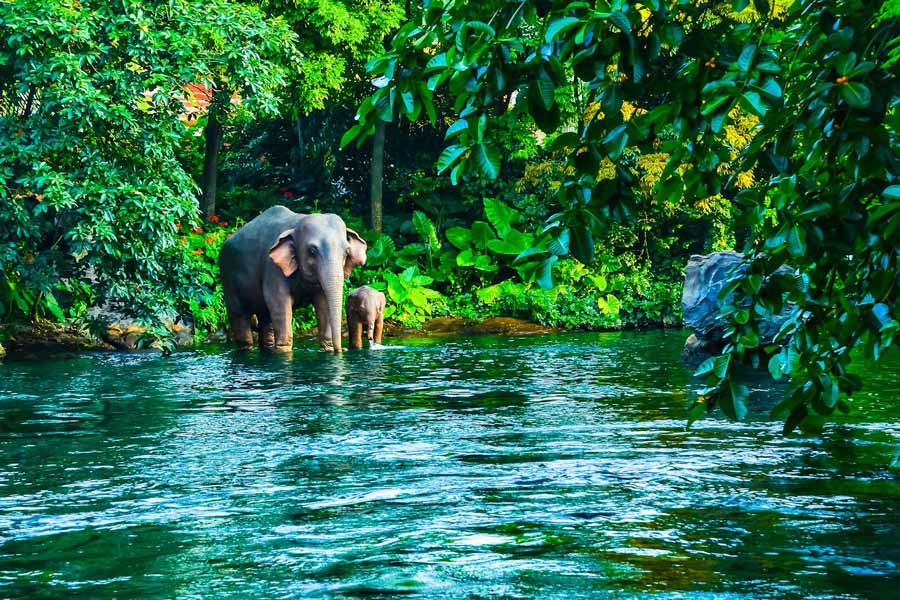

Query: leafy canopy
[0,0,296,322]
[346,0,900,432]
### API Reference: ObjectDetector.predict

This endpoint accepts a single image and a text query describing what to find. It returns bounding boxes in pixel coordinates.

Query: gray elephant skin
[219,206,367,352]
[346,285,386,349]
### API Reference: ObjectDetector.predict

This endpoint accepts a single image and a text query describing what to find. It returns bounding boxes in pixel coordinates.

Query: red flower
[179,237,187,244]
[192,248,203,255]
[204,236,214,243]
[193,227,203,234]
[208,215,219,223]
[282,191,293,199]
[175,223,181,230]
[221,222,229,227]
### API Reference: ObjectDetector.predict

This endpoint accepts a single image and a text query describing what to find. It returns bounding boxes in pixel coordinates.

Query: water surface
[1,331,898,599]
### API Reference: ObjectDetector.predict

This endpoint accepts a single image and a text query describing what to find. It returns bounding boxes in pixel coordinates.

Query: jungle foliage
[3,1,899,433]
[0,0,295,324]
[346,0,900,432]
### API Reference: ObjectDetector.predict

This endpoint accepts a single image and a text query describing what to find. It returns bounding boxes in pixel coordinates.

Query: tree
[344,0,900,432]
[0,0,296,322]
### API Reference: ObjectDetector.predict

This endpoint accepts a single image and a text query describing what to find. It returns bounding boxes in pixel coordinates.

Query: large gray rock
[681,252,795,364]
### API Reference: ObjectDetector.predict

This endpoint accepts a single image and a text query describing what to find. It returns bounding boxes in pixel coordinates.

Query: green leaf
[686,399,708,429]
[445,118,468,140]
[486,229,532,254]
[787,225,806,256]
[400,89,415,115]
[339,123,365,149]
[757,78,782,99]
[570,223,594,264]
[533,71,555,110]
[609,11,631,33]
[602,124,628,160]
[840,82,871,109]
[455,247,477,267]
[484,198,520,237]
[437,144,468,173]
[834,51,857,76]
[768,352,785,381]
[471,144,501,179]
[446,226,473,249]
[412,211,440,250]
[883,185,900,200]
[545,17,580,43]
[534,256,558,288]
[740,90,767,117]
[736,44,756,72]
[470,221,497,248]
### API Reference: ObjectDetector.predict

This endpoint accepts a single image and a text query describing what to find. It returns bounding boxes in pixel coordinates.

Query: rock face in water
[681,252,795,364]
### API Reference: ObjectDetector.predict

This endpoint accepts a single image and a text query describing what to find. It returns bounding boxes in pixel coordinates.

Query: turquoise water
[1,331,898,599]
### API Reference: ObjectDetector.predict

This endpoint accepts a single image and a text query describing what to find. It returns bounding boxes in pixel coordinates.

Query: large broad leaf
[483,198,520,237]
[445,118,468,140]
[456,247,477,267]
[470,221,497,249]
[384,272,407,302]
[602,124,628,160]
[412,210,440,250]
[437,144,468,173]
[545,16,580,43]
[533,67,555,110]
[534,256,558,289]
[840,82,871,109]
[473,253,498,271]
[486,228,533,254]
[739,91,767,117]
[736,44,756,72]
[471,143,500,179]
[445,226,473,249]
[570,222,594,264]
[597,293,620,316]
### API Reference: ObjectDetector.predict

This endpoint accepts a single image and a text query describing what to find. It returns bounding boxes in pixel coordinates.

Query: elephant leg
[374,313,384,344]
[264,281,293,353]
[224,290,253,350]
[313,293,336,351]
[347,313,363,350]
[257,314,275,351]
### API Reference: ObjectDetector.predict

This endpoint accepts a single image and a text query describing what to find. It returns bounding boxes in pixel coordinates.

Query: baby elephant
[346,286,386,349]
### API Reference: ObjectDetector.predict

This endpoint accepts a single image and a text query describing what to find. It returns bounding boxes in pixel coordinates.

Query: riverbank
[0,316,566,360]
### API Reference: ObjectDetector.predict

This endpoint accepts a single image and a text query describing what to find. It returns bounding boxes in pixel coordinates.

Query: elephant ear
[345,228,367,277]
[268,229,298,277]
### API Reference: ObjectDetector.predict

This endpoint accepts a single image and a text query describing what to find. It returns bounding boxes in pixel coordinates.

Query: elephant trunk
[321,265,344,352]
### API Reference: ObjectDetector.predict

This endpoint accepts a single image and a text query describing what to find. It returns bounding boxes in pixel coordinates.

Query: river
[1,330,898,598]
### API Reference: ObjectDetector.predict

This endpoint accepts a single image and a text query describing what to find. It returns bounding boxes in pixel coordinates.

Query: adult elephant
[219,206,367,352]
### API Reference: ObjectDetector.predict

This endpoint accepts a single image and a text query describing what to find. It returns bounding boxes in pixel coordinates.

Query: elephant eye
[308,245,319,257]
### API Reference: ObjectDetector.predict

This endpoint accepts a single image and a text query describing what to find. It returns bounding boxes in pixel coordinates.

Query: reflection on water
[1,330,898,599]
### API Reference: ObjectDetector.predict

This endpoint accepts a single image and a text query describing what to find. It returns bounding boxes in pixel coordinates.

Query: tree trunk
[369,119,385,233]
[200,112,223,219]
